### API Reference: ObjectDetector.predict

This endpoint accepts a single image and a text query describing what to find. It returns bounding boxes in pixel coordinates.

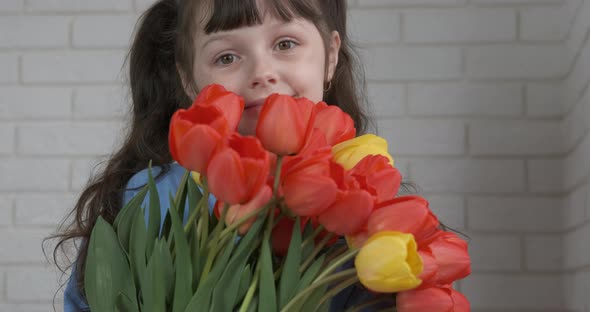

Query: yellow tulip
[190,171,203,187]
[355,231,423,293]
[332,134,394,170]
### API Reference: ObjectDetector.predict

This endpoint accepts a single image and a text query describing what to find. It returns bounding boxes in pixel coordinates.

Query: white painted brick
[0,196,14,226]
[462,274,564,310]
[0,304,63,312]
[73,15,138,48]
[376,119,465,155]
[467,196,563,232]
[358,0,467,5]
[73,86,128,118]
[469,120,563,155]
[564,183,588,229]
[528,158,565,193]
[565,0,590,66]
[6,266,62,301]
[0,229,49,262]
[586,181,590,222]
[408,83,523,116]
[469,234,521,271]
[0,87,71,119]
[22,51,127,83]
[564,133,590,189]
[562,95,587,151]
[349,10,400,44]
[472,0,562,4]
[0,0,22,12]
[0,53,18,83]
[521,6,572,41]
[25,0,132,12]
[360,47,462,80]
[564,271,590,312]
[405,9,516,43]
[71,157,105,192]
[526,83,563,117]
[410,159,526,193]
[564,223,590,268]
[525,234,563,270]
[0,159,69,191]
[15,194,76,226]
[0,16,69,48]
[366,83,405,117]
[562,37,590,111]
[424,194,465,230]
[18,122,123,156]
[466,45,568,79]
[0,124,14,154]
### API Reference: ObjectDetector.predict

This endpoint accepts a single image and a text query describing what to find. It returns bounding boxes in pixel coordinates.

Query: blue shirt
[63,163,381,311]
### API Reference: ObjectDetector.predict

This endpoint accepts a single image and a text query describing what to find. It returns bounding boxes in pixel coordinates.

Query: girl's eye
[215,54,237,65]
[276,39,298,51]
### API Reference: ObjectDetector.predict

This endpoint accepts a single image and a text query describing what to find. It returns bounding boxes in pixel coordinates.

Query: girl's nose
[250,57,278,89]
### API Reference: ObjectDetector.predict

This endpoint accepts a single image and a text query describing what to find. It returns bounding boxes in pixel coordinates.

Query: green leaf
[258,238,277,312]
[146,163,161,258]
[236,264,253,303]
[129,206,147,293]
[211,218,264,311]
[287,254,326,312]
[114,186,148,253]
[279,217,302,308]
[85,217,137,312]
[187,172,202,218]
[168,195,192,312]
[115,292,139,312]
[300,285,327,312]
[301,220,315,261]
[142,239,174,312]
[184,232,237,312]
[188,226,202,291]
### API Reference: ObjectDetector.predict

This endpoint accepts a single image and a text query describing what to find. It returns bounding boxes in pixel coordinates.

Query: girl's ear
[176,63,197,99]
[326,30,341,82]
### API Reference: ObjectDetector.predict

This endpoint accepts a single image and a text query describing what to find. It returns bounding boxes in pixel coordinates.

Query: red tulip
[169,105,229,173]
[396,286,470,312]
[271,216,336,256]
[193,84,244,131]
[416,249,438,288]
[216,185,272,235]
[367,196,440,245]
[349,155,402,205]
[317,161,374,235]
[207,134,270,205]
[256,94,315,155]
[280,147,337,217]
[313,101,356,146]
[428,232,471,285]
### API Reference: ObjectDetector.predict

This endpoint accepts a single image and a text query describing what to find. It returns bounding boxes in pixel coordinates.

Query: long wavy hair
[48,0,418,303]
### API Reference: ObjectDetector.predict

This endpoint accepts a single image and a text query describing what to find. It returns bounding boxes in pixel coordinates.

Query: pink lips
[245,98,266,111]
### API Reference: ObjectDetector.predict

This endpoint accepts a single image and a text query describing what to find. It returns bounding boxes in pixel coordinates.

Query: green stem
[300,224,325,250]
[197,202,229,288]
[314,276,359,311]
[238,263,261,312]
[217,200,275,241]
[280,268,357,312]
[314,248,359,283]
[300,232,334,273]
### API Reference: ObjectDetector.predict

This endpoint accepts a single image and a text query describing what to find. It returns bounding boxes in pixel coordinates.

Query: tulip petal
[429,232,471,285]
[176,125,223,174]
[207,147,247,205]
[396,287,455,312]
[282,174,337,216]
[313,103,356,146]
[319,190,373,235]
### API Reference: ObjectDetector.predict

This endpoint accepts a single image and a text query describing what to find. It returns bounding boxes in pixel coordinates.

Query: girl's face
[187,1,341,135]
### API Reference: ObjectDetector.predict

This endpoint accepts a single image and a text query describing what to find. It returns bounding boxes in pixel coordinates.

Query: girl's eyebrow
[201,33,233,49]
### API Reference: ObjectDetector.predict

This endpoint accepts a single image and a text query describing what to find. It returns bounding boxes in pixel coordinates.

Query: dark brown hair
[49,0,416,302]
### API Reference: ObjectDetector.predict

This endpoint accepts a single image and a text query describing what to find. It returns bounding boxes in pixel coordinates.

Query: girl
[54,0,414,310]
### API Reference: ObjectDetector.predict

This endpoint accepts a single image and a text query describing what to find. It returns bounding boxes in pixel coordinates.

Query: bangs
[202,0,322,34]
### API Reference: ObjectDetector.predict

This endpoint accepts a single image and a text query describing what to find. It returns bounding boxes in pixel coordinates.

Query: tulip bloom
[169,105,229,173]
[280,148,337,216]
[256,94,316,155]
[313,101,356,146]
[428,232,471,285]
[367,196,440,245]
[355,231,423,293]
[207,134,270,205]
[349,154,402,205]
[396,286,470,312]
[332,134,394,170]
[192,84,244,131]
[217,185,272,235]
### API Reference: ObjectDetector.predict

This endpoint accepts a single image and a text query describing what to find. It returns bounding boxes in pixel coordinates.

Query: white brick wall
[2,0,589,311]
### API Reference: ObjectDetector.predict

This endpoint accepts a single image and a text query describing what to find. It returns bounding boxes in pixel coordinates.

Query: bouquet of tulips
[84,84,471,312]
